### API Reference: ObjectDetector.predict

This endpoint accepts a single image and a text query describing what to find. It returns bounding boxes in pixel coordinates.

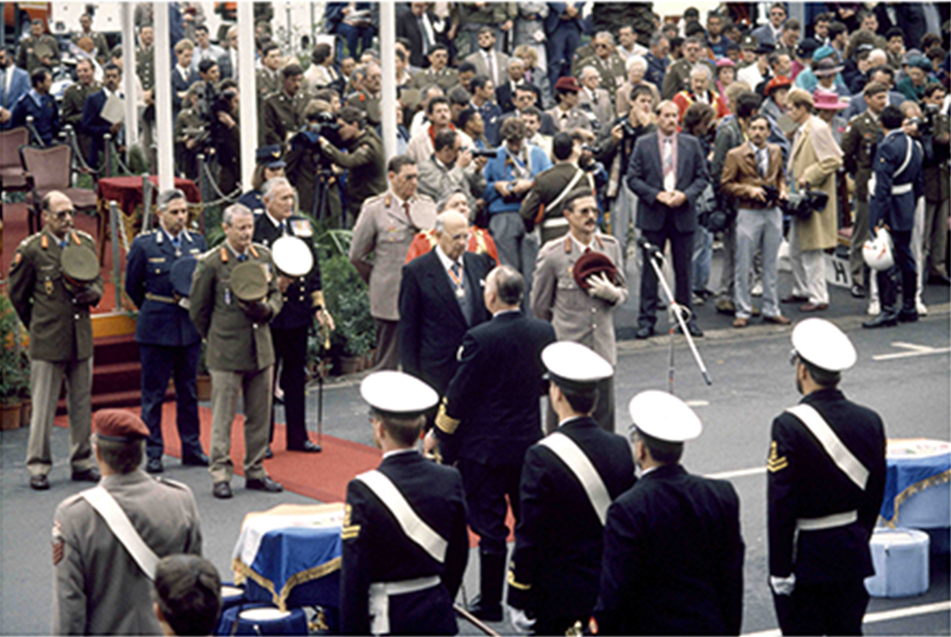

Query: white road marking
[706,466,767,480]
[873,342,951,361]
[743,600,951,637]
[685,400,710,407]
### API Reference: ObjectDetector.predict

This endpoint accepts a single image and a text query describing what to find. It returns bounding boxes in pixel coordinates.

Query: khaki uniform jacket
[411,68,460,92]
[576,54,627,103]
[661,57,715,100]
[61,81,98,160]
[345,90,381,126]
[720,142,786,209]
[189,243,282,372]
[16,34,60,73]
[788,116,843,251]
[256,68,282,102]
[260,90,307,147]
[531,233,627,366]
[52,471,202,635]
[71,31,109,63]
[8,228,103,362]
[841,111,880,202]
[319,127,388,215]
[136,45,155,91]
[349,190,437,321]
[520,161,595,242]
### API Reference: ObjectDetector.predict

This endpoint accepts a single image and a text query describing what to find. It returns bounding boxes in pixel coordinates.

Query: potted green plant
[319,255,375,375]
[0,295,30,429]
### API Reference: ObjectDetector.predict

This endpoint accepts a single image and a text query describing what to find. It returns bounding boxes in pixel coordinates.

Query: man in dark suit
[341,371,468,635]
[627,100,709,339]
[863,105,925,328]
[396,2,443,69]
[171,39,199,117]
[769,319,886,634]
[252,178,333,453]
[594,390,744,635]
[495,58,526,115]
[81,63,123,170]
[506,342,636,636]
[398,210,493,397]
[423,265,555,622]
[125,189,208,474]
[0,47,30,130]
[11,66,60,146]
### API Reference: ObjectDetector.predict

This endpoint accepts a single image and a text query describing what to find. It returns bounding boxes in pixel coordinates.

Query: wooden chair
[19,144,98,239]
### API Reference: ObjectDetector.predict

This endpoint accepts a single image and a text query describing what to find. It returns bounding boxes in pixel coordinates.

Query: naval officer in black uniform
[125,189,208,474]
[340,371,469,635]
[252,177,333,453]
[506,342,635,636]
[423,265,555,622]
[593,391,745,635]
[863,104,925,328]
[768,318,887,635]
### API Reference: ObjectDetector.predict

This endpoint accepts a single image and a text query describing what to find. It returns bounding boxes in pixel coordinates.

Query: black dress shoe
[676,322,704,337]
[781,294,809,304]
[468,596,503,622]
[71,467,101,483]
[850,284,866,299]
[928,273,951,286]
[862,312,898,328]
[264,446,274,459]
[146,458,164,474]
[635,326,654,339]
[213,482,233,499]
[288,440,322,453]
[246,476,283,493]
[30,474,50,490]
[182,451,209,467]
[898,310,919,323]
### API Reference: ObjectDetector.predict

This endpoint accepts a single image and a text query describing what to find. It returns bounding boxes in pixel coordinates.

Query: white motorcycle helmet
[863,227,894,271]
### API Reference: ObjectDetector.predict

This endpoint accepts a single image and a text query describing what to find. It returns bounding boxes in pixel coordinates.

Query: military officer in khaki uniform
[349,156,437,371]
[841,81,888,297]
[574,32,628,104]
[260,64,307,148]
[521,132,596,244]
[16,19,60,73]
[661,36,716,100]
[189,203,284,499]
[136,25,155,92]
[411,45,460,92]
[345,62,381,127]
[52,409,202,635]
[8,191,103,490]
[60,58,99,163]
[546,76,592,133]
[71,13,109,64]
[256,42,283,102]
[531,190,627,433]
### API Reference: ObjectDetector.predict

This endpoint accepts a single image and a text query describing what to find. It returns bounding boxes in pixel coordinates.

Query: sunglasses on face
[51,209,75,220]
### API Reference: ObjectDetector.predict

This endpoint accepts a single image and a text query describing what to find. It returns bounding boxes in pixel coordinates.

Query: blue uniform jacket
[869,131,924,232]
[11,89,60,145]
[125,229,207,347]
[483,144,552,215]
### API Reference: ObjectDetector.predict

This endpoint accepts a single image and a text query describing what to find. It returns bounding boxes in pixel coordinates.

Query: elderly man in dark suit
[398,210,493,398]
[627,100,709,339]
[424,266,555,622]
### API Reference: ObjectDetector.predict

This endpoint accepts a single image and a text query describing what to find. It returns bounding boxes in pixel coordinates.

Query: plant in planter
[319,255,375,375]
[0,295,30,428]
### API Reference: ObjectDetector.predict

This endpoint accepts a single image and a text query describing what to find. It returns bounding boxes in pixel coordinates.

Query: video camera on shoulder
[308,110,343,149]
[782,190,829,220]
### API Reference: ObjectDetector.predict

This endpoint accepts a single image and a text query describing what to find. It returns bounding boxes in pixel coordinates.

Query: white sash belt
[796,509,858,532]
[355,470,448,563]
[891,183,912,195]
[81,486,159,579]
[785,404,869,490]
[542,217,569,229]
[368,575,441,635]
[538,432,612,525]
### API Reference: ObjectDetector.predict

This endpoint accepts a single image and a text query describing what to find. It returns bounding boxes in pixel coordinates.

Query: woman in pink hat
[812,88,849,145]
[715,58,736,95]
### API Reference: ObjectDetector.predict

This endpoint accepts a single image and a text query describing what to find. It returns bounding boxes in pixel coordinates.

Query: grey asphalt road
[2,287,949,635]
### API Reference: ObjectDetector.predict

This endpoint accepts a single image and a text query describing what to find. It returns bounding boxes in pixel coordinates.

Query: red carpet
[54,404,513,546]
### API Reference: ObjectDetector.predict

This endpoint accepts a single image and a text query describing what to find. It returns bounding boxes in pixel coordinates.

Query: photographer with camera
[784,88,843,313]
[284,100,342,224]
[418,129,488,211]
[721,114,791,328]
[918,84,950,286]
[210,82,240,197]
[316,105,387,224]
[483,117,552,289]
[174,83,203,179]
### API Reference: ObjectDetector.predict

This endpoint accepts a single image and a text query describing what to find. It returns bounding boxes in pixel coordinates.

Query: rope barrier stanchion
[141,174,152,234]
[109,199,123,310]
[103,133,113,178]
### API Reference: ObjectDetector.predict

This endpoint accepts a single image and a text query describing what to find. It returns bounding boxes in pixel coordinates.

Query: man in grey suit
[531,190,627,432]
[627,100,709,340]
[464,26,510,87]
[751,2,787,47]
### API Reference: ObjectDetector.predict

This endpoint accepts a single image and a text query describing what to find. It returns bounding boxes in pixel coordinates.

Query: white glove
[770,573,796,596]
[508,606,536,634]
[587,273,622,304]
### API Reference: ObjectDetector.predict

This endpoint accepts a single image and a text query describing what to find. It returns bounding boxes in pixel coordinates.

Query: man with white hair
[617,25,648,62]
[672,64,729,122]
[578,66,614,129]
[615,55,660,116]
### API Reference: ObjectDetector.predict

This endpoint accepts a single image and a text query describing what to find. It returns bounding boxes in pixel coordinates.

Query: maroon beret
[573,251,618,289]
[93,409,150,441]
[554,76,581,92]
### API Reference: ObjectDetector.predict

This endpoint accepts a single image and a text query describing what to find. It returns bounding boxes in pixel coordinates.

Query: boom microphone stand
[639,238,713,393]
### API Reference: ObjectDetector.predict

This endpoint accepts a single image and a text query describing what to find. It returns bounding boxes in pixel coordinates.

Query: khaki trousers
[27,358,95,477]
[209,366,273,484]
[789,221,829,305]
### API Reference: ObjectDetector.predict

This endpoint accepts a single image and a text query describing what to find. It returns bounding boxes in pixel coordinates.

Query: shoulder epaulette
[417,193,434,203]
[17,234,41,250]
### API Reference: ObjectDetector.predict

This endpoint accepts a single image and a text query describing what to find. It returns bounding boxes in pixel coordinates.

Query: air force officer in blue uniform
[863,105,925,328]
[125,189,208,473]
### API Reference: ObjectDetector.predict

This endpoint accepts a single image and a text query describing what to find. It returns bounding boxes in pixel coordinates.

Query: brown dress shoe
[764,315,792,325]
[732,317,748,328]
[799,302,829,312]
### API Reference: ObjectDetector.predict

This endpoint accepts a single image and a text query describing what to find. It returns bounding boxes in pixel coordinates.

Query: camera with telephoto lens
[762,184,781,208]
[470,148,498,158]
[309,110,343,149]
[782,190,829,220]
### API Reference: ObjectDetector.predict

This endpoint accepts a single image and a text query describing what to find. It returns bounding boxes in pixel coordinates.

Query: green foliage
[319,255,375,357]
[0,295,30,404]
